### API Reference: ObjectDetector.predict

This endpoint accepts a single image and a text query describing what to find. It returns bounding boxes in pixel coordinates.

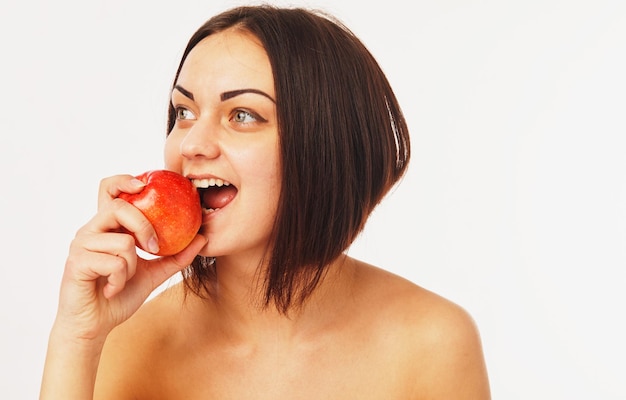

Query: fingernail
[131,178,146,187]
[148,236,159,254]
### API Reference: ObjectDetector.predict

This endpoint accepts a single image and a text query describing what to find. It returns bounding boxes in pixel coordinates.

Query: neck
[195,253,355,343]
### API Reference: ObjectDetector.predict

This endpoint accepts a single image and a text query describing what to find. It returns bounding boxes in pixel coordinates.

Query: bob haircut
[167,5,411,313]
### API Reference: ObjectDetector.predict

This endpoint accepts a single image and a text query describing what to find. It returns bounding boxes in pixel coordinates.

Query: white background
[1,0,625,398]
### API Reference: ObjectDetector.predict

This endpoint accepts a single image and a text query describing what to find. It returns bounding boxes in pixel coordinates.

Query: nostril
[177,122,222,160]
[180,138,220,160]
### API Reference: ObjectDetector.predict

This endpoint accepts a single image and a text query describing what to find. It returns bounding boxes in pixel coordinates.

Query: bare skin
[41,28,490,399]
[94,257,490,399]
[39,175,208,399]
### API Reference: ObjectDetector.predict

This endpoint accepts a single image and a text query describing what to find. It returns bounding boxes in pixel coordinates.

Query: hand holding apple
[119,170,202,256]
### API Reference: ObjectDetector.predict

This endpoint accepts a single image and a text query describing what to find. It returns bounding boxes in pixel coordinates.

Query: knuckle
[63,253,82,275]
[110,197,128,210]
[98,176,117,195]
[99,176,111,186]
[99,174,124,187]
[109,255,128,274]
[119,233,137,250]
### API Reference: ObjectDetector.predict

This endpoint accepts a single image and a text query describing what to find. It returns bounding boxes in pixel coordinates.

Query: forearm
[39,325,106,400]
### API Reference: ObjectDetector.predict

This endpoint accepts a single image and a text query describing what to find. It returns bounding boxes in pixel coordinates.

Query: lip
[201,209,218,225]
[185,173,229,181]
[201,200,230,216]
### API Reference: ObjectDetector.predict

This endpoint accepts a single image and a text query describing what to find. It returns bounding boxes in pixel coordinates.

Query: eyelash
[175,107,195,120]
[173,106,267,125]
[231,109,267,124]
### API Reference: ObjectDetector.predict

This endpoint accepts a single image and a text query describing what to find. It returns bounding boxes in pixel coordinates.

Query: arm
[40,329,106,399]
[40,175,206,399]
[409,299,491,399]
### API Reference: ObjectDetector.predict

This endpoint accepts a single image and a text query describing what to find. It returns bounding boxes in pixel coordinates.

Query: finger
[83,198,159,255]
[97,174,146,209]
[76,231,139,281]
[101,257,129,299]
[142,235,207,290]
[64,247,131,299]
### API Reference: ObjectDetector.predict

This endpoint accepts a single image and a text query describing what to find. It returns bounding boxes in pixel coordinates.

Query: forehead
[177,29,274,95]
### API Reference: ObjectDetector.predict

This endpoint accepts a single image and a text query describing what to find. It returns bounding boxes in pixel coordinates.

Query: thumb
[143,235,208,290]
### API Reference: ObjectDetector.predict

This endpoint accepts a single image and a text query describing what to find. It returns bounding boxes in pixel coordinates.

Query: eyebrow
[221,88,276,103]
[173,85,194,101]
[173,85,276,104]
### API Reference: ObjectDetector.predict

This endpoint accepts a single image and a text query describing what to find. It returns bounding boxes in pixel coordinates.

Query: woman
[41,5,490,399]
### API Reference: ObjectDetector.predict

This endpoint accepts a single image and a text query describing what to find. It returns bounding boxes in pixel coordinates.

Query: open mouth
[191,178,238,213]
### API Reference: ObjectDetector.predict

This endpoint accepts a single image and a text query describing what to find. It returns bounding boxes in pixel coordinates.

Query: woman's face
[165,28,280,261]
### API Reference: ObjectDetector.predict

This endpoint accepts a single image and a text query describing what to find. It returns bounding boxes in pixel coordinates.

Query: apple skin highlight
[119,170,203,256]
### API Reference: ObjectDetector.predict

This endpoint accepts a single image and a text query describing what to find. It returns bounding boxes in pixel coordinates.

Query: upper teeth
[191,178,231,188]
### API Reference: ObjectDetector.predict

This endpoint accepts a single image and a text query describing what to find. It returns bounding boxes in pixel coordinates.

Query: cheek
[239,146,281,208]
[258,155,282,212]
[245,144,281,186]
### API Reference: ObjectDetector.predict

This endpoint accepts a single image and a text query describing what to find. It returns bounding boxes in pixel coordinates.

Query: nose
[179,120,221,160]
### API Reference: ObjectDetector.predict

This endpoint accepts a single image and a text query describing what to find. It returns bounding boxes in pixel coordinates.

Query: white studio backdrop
[1,0,625,398]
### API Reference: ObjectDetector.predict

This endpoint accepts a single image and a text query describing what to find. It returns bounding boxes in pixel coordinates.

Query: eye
[231,109,258,124]
[175,106,196,120]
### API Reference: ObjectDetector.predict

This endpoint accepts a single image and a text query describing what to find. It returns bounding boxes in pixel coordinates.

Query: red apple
[119,170,202,256]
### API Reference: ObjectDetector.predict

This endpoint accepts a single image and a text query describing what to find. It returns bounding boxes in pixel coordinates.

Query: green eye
[233,110,256,123]
[176,107,196,120]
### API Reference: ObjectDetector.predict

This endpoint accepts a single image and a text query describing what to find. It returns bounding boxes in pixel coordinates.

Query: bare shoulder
[94,282,186,399]
[351,259,491,399]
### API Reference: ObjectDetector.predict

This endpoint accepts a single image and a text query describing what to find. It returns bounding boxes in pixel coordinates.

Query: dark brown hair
[168,5,411,313]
